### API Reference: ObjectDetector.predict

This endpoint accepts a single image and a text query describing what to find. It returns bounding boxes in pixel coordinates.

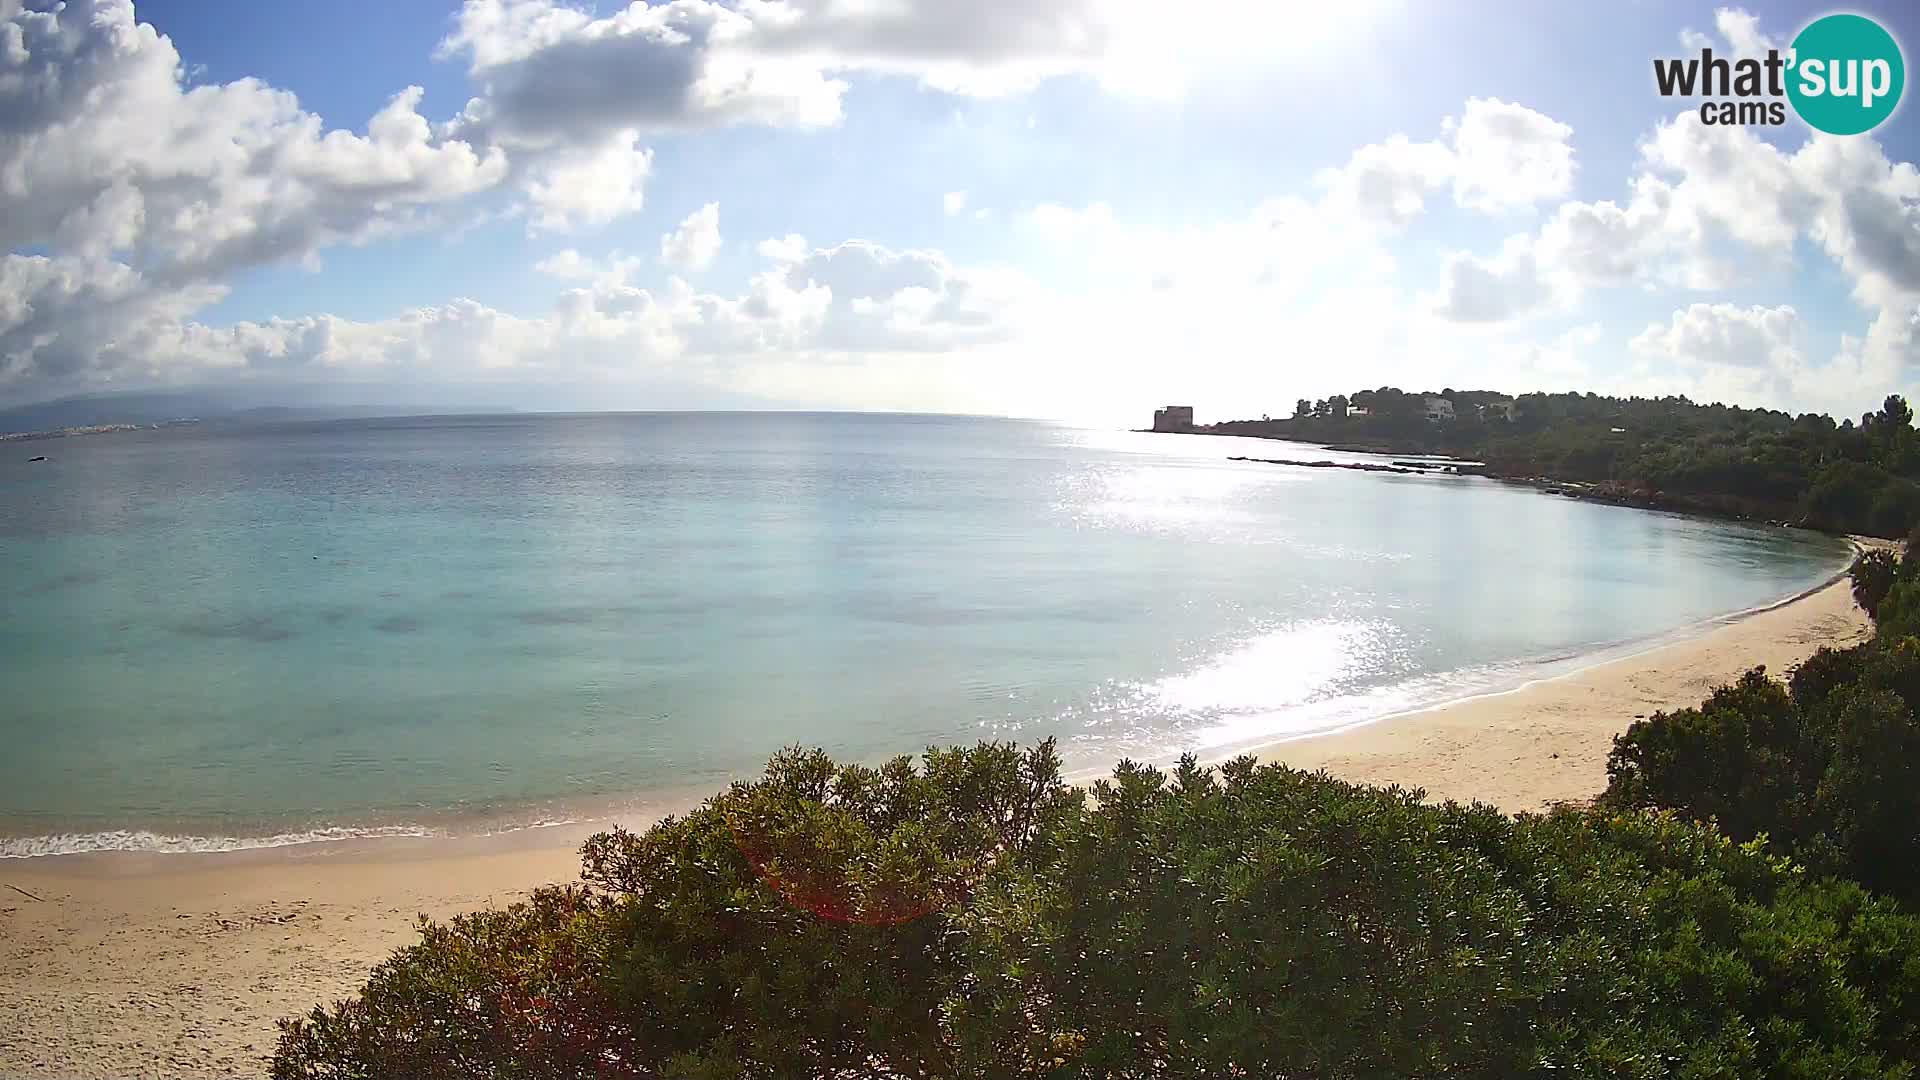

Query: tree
[1294,398,1311,419]
[278,746,1920,1078]
[1604,633,1920,905]
[1879,394,1914,432]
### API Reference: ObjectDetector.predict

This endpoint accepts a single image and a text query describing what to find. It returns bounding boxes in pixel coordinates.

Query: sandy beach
[0,566,1878,1078]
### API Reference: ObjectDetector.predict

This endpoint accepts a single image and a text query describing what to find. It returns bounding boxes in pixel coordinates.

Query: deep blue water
[0,413,1850,854]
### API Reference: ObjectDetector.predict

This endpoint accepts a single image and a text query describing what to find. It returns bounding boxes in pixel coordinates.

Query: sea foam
[0,824,437,858]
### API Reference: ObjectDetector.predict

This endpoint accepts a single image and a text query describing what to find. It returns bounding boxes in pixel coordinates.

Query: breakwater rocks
[1228,455,1463,476]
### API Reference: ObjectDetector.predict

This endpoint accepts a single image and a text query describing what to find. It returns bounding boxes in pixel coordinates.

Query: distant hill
[0,391,517,435]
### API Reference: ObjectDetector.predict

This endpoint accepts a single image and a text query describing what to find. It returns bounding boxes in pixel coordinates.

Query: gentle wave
[0,824,439,859]
[4,565,1854,860]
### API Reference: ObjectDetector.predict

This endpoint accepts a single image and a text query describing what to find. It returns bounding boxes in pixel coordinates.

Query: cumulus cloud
[1631,303,1803,371]
[1431,236,1551,322]
[0,254,224,387]
[533,248,645,284]
[522,132,654,233]
[1629,303,1806,402]
[437,0,848,147]
[2,2,1913,422]
[660,203,723,271]
[1315,135,1455,227]
[0,231,1024,397]
[1445,99,1575,213]
[0,0,521,393]
[1679,7,1777,57]
[1436,38,1920,348]
[1,3,507,279]
[434,0,1398,150]
[774,240,1023,352]
[1315,98,1575,226]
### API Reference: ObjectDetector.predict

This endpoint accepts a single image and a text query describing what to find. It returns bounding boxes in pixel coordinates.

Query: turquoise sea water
[0,413,1850,855]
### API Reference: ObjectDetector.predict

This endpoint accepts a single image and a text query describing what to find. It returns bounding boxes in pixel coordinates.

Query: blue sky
[4,0,1917,420]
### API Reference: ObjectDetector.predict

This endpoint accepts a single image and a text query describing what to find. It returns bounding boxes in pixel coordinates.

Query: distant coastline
[1,418,200,444]
[1187,427,1817,531]
[1141,389,1920,540]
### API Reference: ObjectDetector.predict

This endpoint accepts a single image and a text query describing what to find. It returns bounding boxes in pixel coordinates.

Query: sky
[2,0,1918,424]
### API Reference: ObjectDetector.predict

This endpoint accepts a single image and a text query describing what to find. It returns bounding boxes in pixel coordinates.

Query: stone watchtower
[1152,405,1195,432]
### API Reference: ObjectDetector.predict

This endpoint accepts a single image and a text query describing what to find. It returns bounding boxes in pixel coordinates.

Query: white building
[1424,396,1455,422]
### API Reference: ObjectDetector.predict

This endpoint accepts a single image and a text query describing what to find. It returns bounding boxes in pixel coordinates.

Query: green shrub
[1604,640,1920,906]
[1879,580,1920,641]
[277,745,1920,1079]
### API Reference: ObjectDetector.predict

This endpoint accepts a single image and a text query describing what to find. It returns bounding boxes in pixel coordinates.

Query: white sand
[0,564,1877,1078]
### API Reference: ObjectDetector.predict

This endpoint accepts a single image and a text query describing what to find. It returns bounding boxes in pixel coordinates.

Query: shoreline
[0,556,1881,1076]
[1230,551,1876,810]
[1,539,1859,862]
[1206,543,1864,772]
[1171,425,1861,536]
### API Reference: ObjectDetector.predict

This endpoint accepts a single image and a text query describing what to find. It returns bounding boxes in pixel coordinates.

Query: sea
[0,412,1852,856]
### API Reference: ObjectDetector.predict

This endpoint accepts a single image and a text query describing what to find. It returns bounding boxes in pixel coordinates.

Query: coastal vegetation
[278,742,1920,1076]
[1201,390,1920,539]
[1604,538,1920,906]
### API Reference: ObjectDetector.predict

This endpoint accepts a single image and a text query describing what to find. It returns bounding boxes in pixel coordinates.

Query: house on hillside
[1479,400,1515,422]
[1152,405,1195,432]
[1423,397,1455,422]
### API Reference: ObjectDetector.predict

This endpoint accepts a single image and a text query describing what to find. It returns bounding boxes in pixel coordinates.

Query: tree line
[1206,390,1920,539]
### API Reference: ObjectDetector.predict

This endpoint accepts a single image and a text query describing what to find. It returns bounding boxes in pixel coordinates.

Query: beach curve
[0,551,1881,1077]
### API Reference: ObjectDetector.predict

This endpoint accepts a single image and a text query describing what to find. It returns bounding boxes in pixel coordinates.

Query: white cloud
[437,0,847,146]
[1451,69,1918,315]
[1315,135,1455,227]
[779,239,1025,351]
[2,2,1913,423]
[522,132,653,233]
[0,234,1026,396]
[660,202,723,271]
[533,248,645,285]
[1431,235,1552,322]
[1631,303,1802,371]
[1314,98,1575,226]
[532,249,598,280]
[435,0,1398,152]
[1445,98,1575,213]
[0,3,508,278]
[1712,7,1777,57]
[1629,303,1806,403]
[756,233,811,263]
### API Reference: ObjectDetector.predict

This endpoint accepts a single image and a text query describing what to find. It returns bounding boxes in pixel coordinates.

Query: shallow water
[0,412,1850,854]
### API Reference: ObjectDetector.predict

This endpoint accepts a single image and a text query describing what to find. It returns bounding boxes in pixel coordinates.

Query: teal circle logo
[1787,13,1904,135]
